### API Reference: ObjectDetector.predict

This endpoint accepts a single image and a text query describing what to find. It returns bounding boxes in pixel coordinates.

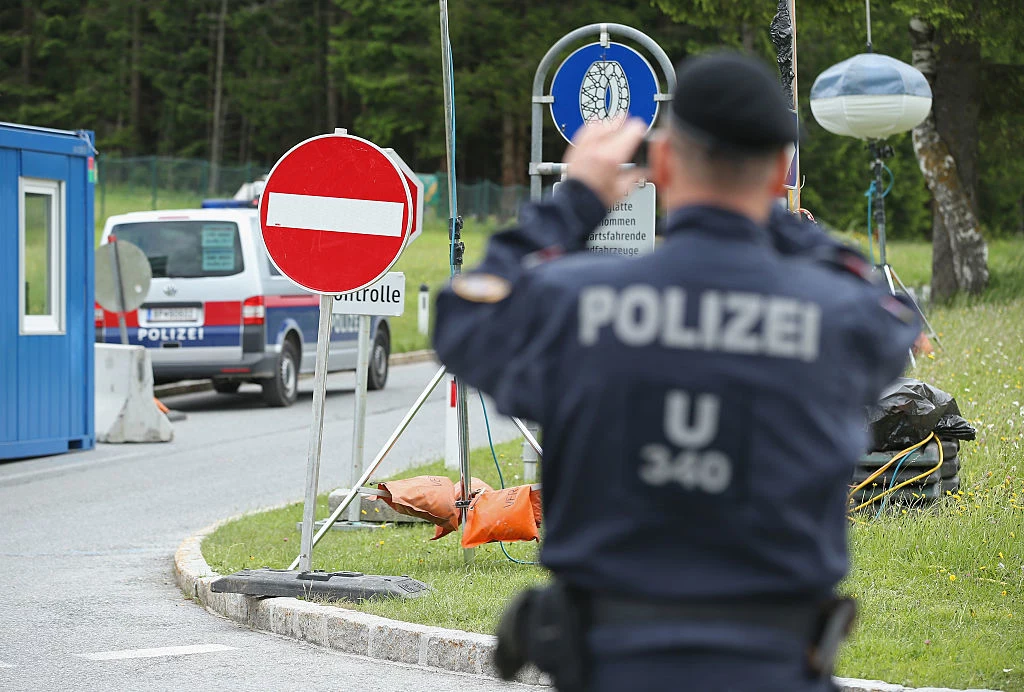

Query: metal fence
[96,156,530,225]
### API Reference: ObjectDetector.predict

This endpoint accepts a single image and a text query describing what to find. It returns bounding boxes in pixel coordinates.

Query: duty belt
[590,595,822,640]
[494,584,856,688]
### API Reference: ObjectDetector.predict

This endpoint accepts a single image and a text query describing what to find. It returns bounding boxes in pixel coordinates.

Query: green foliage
[1,1,1020,235]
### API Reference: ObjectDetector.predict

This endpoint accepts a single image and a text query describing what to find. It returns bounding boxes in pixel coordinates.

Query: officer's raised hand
[563,117,648,208]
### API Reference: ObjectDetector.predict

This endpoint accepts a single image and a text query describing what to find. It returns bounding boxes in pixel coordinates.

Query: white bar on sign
[76,644,236,661]
[267,192,404,237]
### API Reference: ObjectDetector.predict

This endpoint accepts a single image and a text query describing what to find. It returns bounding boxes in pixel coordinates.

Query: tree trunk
[312,0,324,134]
[208,0,228,195]
[325,3,338,129]
[500,112,518,220]
[910,17,989,298]
[740,22,756,53]
[130,0,142,151]
[21,0,32,85]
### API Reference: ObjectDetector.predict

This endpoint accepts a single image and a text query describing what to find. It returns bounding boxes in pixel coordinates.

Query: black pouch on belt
[807,597,857,678]
[493,581,590,691]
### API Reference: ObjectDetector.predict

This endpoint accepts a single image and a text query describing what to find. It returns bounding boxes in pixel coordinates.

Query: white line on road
[0,663,14,668]
[267,192,404,237]
[76,644,236,661]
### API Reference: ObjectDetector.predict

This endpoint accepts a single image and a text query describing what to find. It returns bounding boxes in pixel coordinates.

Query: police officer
[433,51,920,691]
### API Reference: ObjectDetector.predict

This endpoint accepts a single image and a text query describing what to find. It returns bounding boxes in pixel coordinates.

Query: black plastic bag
[867,378,977,451]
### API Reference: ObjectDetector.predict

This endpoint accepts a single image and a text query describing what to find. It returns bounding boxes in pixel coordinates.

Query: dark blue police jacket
[434,180,920,607]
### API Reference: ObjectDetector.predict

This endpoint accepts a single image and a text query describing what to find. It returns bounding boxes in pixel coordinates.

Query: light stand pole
[867,140,942,357]
[439,0,474,563]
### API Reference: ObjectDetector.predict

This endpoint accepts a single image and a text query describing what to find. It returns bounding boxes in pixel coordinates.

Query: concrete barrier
[95,344,173,443]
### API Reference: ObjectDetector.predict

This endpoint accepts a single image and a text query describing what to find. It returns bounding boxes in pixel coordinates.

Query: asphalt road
[0,362,525,691]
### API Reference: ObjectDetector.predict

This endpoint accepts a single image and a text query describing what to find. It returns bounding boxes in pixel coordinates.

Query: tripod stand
[867,141,942,367]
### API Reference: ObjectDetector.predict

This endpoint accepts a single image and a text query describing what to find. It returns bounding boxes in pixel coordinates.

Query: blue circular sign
[549,42,660,144]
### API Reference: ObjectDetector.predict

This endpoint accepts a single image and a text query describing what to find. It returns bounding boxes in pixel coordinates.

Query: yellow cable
[850,436,944,513]
[849,433,935,497]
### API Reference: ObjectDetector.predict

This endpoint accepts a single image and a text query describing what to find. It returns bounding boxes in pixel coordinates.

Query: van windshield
[111,220,244,278]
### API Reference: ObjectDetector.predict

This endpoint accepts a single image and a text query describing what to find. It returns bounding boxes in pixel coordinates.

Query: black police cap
[671,51,798,154]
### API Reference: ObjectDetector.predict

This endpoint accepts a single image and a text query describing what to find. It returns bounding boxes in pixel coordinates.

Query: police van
[96,204,391,407]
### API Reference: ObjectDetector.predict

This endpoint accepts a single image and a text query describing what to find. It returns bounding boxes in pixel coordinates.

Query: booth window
[19,177,65,334]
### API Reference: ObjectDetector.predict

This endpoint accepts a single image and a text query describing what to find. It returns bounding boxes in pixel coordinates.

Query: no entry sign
[260,133,421,294]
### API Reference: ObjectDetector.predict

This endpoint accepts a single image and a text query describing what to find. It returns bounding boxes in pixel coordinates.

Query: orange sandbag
[913,332,934,356]
[373,476,458,535]
[529,486,542,528]
[461,485,540,549]
[432,477,493,540]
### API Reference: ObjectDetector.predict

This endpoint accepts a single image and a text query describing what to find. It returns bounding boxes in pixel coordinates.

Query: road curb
[173,517,545,685]
[154,350,437,399]
[174,520,1000,692]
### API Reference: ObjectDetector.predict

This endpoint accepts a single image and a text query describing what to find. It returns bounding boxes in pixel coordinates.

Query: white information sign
[332,272,406,317]
[555,182,656,257]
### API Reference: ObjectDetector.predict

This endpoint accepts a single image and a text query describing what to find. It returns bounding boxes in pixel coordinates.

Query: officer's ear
[648,130,673,191]
[768,147,791,196]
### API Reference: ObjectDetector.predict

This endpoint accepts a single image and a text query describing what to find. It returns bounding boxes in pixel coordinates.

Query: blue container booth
[0,123,96,460]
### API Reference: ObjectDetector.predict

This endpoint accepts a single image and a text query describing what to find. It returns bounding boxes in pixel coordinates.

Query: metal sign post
[297,293,334,572]
[347,314,372,524]
[110,240,130,345]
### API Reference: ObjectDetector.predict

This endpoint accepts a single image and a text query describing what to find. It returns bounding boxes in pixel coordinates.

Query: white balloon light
[810,53,932,140]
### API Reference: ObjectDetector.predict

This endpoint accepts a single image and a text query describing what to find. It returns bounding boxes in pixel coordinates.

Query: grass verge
[203,438,546,634]
[205,237,1023,689]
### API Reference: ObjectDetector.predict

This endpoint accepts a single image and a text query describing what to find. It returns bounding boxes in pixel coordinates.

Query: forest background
[1,0,1022,246]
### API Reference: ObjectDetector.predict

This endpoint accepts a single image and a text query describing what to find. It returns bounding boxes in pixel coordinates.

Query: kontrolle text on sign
[332,272,406,317]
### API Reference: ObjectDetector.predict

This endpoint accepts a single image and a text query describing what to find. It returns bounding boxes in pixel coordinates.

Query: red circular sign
[259,134,412,294]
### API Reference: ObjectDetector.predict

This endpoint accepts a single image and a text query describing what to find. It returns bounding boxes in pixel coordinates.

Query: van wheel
[212,379,241,394]
[367,327,390,391]
[263,341,299,407]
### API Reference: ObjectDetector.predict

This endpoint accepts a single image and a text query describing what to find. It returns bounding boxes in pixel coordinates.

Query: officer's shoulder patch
[880,295,916,324]
[812,246,878,284]
[451,273,512,304]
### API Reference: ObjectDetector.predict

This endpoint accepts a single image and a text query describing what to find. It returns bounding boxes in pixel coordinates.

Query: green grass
[836,238,1024,691]
[96,185,205,238]
[203,439,546,633]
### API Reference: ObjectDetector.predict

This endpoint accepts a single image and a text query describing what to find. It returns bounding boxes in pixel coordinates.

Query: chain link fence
[97,157,530,226]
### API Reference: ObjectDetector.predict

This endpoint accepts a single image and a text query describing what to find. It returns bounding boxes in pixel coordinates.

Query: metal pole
[790,0,800,211]
[289,365,448,570]
[110,239,130,345]
[512,416,543,458]
[882,264,916,368]
[865,0,873,52]
[439,0,474,562]
[297,294,334,572]
[890,267,943,349]
[347,315,372,524]
[513,416,543,488]
[871,144,888,267]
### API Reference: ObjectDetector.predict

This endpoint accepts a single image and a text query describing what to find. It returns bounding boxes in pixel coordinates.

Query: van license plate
[148,307,199,323]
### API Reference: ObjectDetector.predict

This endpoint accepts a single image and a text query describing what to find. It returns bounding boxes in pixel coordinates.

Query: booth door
[0,146,91,457]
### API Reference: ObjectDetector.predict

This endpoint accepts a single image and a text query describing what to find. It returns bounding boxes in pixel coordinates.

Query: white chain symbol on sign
[580,61,631,122]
